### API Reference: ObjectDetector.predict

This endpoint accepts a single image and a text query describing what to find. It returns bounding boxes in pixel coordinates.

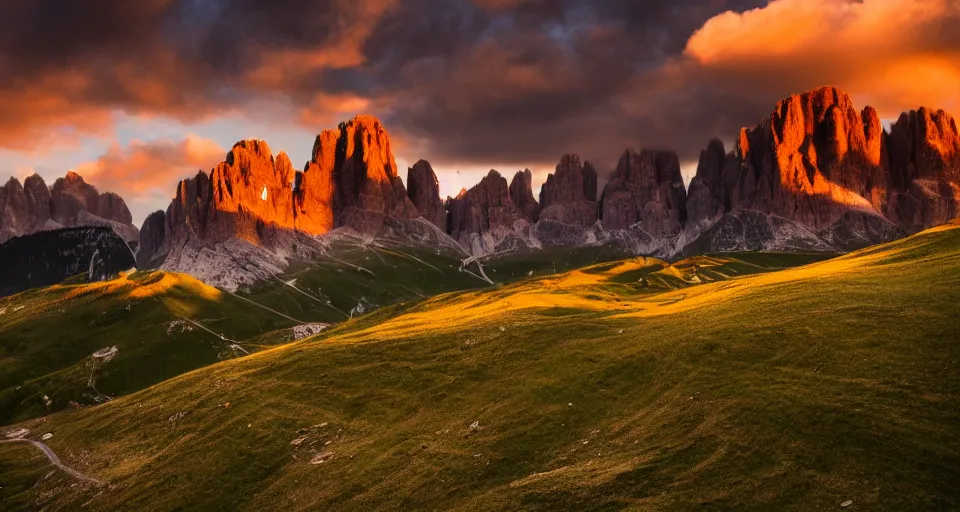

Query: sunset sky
[1,0,958,226]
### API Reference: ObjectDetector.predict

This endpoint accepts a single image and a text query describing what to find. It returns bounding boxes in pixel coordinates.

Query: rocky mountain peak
[601,149,687,236]
[327,115,416,233]
[509,169,540,223]
[407,159,446,230]
[447,168,520,240]
[886,106,960,229]
[1,172,137,244]
[539,154,598,227]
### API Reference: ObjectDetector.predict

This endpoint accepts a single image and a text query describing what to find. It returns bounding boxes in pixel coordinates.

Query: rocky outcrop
[155,115,438,288]
[163,140,300,247]
[0,172,137,244]
[539,155,598,227]
[886,107,960,230]
[162,115,424,259]
[509,169,540,223]
[50,171,133,227]
[24,174,52,228]
[1,178,30,243]
[601,150,687,237]
[406,160,446,230]
[0,227,135,297]
[447,170,522,237]
[326,115,418,234]
[685,139,728,231]
[445,170,531,254]
[684,86,905,252]
[137,210,167,269]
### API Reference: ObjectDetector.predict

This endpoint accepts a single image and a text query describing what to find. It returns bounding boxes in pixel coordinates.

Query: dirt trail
[0,438,105,487]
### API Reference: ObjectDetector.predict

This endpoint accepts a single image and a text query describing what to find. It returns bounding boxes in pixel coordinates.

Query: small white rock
[41,433,53,441]
[469,421,480,430]
[840,500,853,508]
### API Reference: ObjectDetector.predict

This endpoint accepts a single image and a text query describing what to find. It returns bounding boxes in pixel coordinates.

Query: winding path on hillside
[0,438,105,487]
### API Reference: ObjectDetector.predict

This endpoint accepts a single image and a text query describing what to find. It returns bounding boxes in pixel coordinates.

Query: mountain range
[2,85,958,290]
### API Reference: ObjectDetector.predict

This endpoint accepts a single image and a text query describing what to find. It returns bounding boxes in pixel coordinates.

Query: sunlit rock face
[886,107,960,230]
[406,159,446,230]
[153,115,432,288]
[600,149,687,237]
[162,114,424,252]
[326,114,419,234]
[539,154,598,227]
[0,172,137,244]
[683,86,902,252]
[164,140,298,246]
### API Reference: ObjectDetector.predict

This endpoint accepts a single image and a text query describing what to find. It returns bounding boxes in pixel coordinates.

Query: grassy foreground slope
[10,228,960,510]
[0,232,824,427]
[7,224,957,510]
[0,241,498,423]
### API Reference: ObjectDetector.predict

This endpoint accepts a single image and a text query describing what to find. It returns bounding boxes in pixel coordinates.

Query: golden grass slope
[5,223,960,511]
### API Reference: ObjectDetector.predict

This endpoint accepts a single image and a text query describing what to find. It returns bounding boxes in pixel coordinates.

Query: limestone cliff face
[164,140,299,246]
[447,170,523,237]
[701,86,887,231]
[293,130,337,235]
[886,107,960,230]
[326,115,418,233]
[162,115,425,258]
[136,210,167,269]
[539,154,598,227]
[685,86,957,252]
[509,169,540,223]
[600,149,687,237]
[50,171,133,226]
[406,160,446,230]
[0,172,136,244]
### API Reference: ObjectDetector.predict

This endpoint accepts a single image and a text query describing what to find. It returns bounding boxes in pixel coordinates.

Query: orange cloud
[242,0,400,91]
[72,136,225,224]
[684,0,960,117]
[298,93,374,128]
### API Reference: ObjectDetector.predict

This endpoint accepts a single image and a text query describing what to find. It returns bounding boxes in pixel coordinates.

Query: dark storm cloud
[2,0,956,180]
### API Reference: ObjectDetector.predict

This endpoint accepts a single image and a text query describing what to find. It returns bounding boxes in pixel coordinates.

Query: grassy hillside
[4,224,957,510]
[1,231,823,426]
[0,241,492,423]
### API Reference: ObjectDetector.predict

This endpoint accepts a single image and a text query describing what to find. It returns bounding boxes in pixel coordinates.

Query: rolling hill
[0,231,826,426]
[3,223,958,510]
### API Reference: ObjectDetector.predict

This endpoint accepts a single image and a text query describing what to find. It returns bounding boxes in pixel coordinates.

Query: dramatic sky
[1,0,958,225]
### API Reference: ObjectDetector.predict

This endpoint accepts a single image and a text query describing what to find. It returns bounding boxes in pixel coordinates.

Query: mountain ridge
[3,85,958,291]
[0,172,138,245]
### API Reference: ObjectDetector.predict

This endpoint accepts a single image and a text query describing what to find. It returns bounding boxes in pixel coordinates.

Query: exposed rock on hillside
[539,155,598,227]
[165,140,299,246]
[601,150,687,237]
[685,139,728,231]
[447,170,522,235]
[407,160,446,230]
